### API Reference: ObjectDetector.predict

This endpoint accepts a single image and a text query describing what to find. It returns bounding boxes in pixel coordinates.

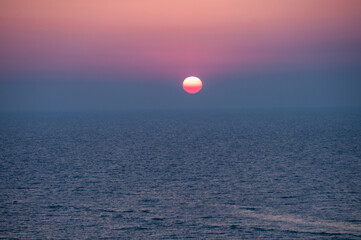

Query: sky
[1,0,361,111]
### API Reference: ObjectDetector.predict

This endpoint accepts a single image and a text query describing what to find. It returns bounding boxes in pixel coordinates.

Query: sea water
[0,110,360,239]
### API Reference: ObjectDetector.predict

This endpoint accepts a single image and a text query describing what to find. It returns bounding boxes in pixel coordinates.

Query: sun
[183,76,202,94]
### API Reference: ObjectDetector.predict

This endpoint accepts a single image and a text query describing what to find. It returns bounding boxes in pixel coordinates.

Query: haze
[1,0,361,111]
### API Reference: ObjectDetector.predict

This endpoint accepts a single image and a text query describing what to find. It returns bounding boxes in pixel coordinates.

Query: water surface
[1,110,360,239]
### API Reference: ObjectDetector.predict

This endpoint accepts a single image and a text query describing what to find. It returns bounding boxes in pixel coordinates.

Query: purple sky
[1,0,361,111]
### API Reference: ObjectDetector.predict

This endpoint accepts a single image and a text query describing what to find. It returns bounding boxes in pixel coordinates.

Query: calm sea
[0,110,360,239]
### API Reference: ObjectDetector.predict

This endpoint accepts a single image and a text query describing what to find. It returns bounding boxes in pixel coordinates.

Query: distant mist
[1,69,360,112]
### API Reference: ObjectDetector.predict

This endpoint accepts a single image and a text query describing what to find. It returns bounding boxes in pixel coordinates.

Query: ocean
[0,110,360,239]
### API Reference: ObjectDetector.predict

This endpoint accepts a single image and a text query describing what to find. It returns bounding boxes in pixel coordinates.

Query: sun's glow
[183,76,202,94]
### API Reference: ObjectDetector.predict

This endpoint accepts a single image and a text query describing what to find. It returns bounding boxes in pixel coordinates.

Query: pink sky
[1,0,361,81]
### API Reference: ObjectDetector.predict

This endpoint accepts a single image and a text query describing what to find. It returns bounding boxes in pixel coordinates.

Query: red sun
[183,76,202,94]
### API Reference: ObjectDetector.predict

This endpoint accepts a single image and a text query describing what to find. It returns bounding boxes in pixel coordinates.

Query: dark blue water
[1,110,361,239]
